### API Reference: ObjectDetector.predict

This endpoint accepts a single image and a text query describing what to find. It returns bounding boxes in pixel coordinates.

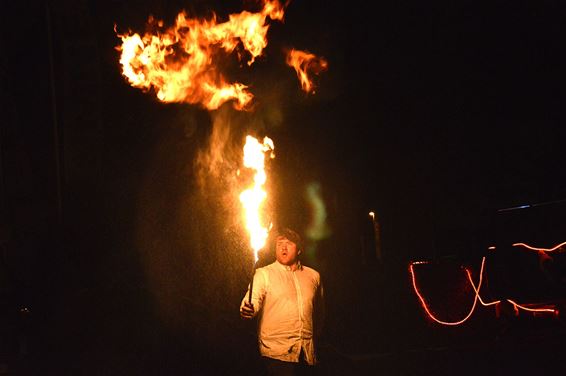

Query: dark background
[0,0,565,374]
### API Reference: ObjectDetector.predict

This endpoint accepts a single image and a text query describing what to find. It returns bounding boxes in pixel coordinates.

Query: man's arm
[240,269,267,319]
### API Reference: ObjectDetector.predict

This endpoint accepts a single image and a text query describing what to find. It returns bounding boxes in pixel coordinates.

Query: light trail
[411,256,560,325]
[409,262,480,326]
[512,241,566,253]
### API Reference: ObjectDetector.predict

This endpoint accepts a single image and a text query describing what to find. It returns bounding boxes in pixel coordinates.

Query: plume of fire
[239,135,275,262]
[116,0,286,110]
[286,48,328,93]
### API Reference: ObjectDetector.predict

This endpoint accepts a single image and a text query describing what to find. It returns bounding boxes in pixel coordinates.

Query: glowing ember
[239,135,275,261]
[116,0,286,110]
[285,48,328,93]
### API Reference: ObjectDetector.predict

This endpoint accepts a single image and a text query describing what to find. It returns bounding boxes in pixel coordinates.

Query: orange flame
[116,0,286,110]
[285,48,328,93]
[239,135,275,261]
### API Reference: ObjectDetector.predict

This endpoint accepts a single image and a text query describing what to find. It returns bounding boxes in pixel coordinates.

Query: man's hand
[240,301,255,319]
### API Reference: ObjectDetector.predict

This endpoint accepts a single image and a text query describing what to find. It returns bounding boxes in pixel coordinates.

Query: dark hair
[274,227,303,251]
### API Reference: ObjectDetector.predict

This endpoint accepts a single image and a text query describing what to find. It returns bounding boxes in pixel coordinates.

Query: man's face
[275,236,300,266]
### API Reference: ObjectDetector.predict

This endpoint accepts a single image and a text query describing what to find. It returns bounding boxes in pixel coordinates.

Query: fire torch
[239,135,274,305]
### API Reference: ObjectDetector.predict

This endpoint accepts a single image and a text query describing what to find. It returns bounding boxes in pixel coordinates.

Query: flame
[116,0,286,110]
[239,135,275,261]
[285,48,328,93]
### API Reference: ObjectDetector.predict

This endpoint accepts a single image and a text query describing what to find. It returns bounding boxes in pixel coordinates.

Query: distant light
[369,211,375,219]
[497,204,531,212]
[411,261,429,265]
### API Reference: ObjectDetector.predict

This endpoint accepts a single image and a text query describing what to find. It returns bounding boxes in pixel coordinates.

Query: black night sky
[1,0,565,374]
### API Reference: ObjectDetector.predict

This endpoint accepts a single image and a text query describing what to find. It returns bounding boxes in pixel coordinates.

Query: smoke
[194,107,241,200]
[133,101,286,336]
[194,101,284,217]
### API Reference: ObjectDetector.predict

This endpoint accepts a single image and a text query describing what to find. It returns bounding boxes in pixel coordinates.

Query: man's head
[274,228,302,266]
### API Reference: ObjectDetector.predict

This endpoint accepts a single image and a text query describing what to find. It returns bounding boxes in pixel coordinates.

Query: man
[241,228,324,375]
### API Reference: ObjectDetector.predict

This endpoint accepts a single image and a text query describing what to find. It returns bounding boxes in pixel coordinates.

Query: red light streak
[411,256,560,325]
[506,299,557,314]
[464,259,500,307]
[512,241,566,253]
[409,263,480,326]
[466,264,556,313]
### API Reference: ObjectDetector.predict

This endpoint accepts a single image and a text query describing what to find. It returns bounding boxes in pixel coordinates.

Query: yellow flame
[239,135,275,261]
[116,0,286,110]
